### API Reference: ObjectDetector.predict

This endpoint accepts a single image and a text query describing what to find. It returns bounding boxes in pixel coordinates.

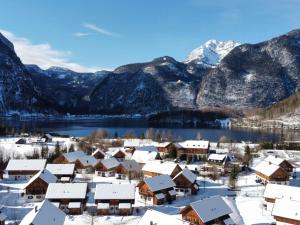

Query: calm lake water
[0,118,285,142]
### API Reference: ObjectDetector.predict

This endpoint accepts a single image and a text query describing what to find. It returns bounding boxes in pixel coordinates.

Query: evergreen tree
[168,144,177,159]
[69,144,75,152]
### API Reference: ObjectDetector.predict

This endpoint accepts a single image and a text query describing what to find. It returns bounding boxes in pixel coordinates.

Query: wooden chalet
[137,174,176,205]
[138,209,188,225]
[263,183,300,211]
[45,183,88,215]
[181,196,235,225]
[175,140,210,159]
[54,151,99,173]
[131,146,160,166]
[272,198,300,225]
[264,155,294,174]
[94,157,120,177]
[4,159,46,180]
[142,160,182,178]
[111,149,126,161]
[19,200,66,225]
[91,149,106,159]
[255,161,290,185]
[95,184,135,216]
[23,169,57,201]
[115,159,141,179]
[173,168,199,195]
[46,164,75,181]
[154,142,172,155]
[208,153,233,166]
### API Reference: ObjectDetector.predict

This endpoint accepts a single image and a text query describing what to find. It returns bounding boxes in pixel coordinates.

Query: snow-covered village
[0,129,299,225]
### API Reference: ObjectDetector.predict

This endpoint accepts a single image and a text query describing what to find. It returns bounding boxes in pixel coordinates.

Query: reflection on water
[0,118,295,142]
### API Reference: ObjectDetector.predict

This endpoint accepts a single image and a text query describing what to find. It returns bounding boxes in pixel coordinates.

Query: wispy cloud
[82,23,120,37]
[74,32,90,37]
[0,29,107,73]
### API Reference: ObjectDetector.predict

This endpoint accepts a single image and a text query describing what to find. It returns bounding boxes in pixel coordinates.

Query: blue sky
[0,0,299,71]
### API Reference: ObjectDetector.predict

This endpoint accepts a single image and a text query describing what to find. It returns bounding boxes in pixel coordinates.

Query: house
[95,184,135,216]
[142,160,182,178]
[94,157,120,177]
[123,139,153,150]
[45,164,75,181]
[131,146,160,166]
[23,169,57,201]
[173,168,199,195]
[115,159,141,179]
[45,183,88,214]
[255,161,290,185]
[4,159,46,180]
[181,196,235,225]
[271,198,300,225]
[54,151,99,173]
[91,149,106,159]
[137,209,188,225]
[263,183,300,211]
[20,200,66,225]
[176,140,210,159]
[138,174,176,205]
[208,153,233,165]
[264,155,294,174]
[0,212,6,225]
[154,142,172,155]
[111,148,126,161]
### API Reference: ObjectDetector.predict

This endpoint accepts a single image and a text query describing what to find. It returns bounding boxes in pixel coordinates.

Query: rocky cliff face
[1,29,300,116]
[0,33,42,114]
[196,29,300,109]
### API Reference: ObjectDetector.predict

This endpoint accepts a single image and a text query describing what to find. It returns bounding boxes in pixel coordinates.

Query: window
[36,195,41,199]
[28,196,33,199]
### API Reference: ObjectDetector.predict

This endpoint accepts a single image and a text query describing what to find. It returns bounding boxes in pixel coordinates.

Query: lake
[0,118,286,142]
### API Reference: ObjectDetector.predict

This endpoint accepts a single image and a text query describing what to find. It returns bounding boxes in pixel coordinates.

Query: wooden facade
[173,173,198,195]
[25,177,48,195]
[137,181,176,205]
[177,148,208,156]
[278,160,294,173]
[256,167,289,184]
[54,155,94,172]
[112,150,126,160]
[274,216,300,225]
[181,206,231,225]
[92,151,105,159]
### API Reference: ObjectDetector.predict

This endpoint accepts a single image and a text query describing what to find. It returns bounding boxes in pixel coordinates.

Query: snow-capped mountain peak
[185,39,240,67]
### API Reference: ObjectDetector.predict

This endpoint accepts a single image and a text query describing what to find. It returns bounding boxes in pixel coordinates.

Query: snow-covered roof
[46,164,75,175]
[123,139,153,147]
[100,157,120,169]
[20,200,66,225]
[223,217,236,225]
[121,160,141,171]
[173,168,197,184]
[144,174,176,192]
[264,156,291,167]
[132,149,159,164]
[45,183,87,199]
[176,140,209,149]
[24,169,57,189]
[0,212,6,221]
[188,196,232,223]
[112,148,126,157]
[95,184,135,200]
[97,203,109,209]
[63,151,99,167]
[154,142,171,148]
[135,145,158,152]
[208,154,227,161]
[137,209,188,225]
[272,198,300,221]
[6,159,46,171]
[264,183,300,201]
[142,160,180,175]
[255,161,282,176]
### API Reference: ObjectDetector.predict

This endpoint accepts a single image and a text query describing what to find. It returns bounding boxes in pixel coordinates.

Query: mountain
[185,40,240,67]
[88,56,201,114]
[26,65,109,114]
[1,29,300,117]
[0,33,45,114]
[197,29,300,109]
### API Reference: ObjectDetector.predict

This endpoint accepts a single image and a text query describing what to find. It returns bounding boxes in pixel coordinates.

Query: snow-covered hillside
[185,40,240,67]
